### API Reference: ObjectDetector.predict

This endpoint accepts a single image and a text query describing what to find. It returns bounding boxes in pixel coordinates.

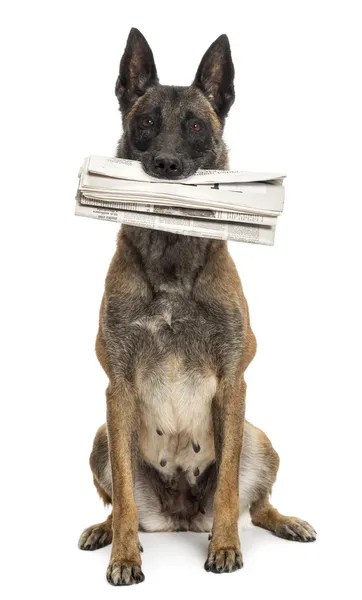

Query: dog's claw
[106,561,145,586]
[205,548,243,573]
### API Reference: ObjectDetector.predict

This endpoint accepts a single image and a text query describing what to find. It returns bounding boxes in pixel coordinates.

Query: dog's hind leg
[78,425,114,551]
[250,496,316,542]
[79,512,113,551]
[244,422,316,543]
[78,422,172,550]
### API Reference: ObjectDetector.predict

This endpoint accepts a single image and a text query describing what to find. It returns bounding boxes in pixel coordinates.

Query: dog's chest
[132,288,217,481]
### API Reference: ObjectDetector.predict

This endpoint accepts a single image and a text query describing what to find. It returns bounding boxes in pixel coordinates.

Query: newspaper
[79,196,277,227]
[76,197,276,245]
[75,156,285,245]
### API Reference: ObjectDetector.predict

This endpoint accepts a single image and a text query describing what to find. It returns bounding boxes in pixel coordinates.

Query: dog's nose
[153,155,182,178]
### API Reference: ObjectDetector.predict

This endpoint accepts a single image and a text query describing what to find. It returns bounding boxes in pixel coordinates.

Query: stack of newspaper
[75,156,285,245]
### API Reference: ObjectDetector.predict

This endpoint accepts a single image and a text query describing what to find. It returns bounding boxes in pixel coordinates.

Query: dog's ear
[193,34,235,119]
[115,28,158,113]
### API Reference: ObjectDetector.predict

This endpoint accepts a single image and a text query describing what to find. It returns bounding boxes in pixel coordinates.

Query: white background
[1,1,362,598]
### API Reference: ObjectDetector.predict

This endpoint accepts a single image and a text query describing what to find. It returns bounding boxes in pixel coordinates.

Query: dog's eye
[141,117,154,128]
[190,122,202,132]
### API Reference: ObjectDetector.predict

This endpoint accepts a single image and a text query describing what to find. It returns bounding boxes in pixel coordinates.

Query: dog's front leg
[205,376,245,574]
[105,381,144,586]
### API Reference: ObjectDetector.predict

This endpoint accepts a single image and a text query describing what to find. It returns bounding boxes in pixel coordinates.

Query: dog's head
[116,28,235,179]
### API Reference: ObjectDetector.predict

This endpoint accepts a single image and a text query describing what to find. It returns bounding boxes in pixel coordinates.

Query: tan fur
[93,476,111,505]
[125,91,151,120]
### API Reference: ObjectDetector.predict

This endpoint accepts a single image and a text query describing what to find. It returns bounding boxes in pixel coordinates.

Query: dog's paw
[106,561,145,586]
[274,517,317,543]
[78,523,112,551]
[204,548,243,573]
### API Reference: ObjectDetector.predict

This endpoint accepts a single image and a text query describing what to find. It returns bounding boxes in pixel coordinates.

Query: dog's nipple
[192,442,201,453]
[156,428,163,436]
[160,458,167,467]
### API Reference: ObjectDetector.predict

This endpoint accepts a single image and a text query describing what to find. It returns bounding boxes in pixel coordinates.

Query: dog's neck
[116,142,226,291]
[121,226,217,292]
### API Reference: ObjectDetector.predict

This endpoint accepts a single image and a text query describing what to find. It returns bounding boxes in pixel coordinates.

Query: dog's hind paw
[273,517,317,542]
[78,522,112,551]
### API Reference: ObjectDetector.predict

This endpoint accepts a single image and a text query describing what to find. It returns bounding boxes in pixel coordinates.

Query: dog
[78,28,316,586]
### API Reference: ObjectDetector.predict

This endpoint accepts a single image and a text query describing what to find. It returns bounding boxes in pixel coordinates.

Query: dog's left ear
[115,28,158,113]
[193,34,235,119]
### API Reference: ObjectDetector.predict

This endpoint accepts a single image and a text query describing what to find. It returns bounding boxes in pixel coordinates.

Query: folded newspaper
[75,156,286,245]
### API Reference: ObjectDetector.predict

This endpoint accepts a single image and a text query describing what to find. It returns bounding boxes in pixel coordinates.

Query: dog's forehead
[135,85,217,120]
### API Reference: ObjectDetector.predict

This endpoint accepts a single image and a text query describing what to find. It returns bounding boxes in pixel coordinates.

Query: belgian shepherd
[78,28,316,586]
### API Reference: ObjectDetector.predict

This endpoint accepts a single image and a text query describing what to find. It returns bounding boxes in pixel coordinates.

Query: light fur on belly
[136,355,217,482]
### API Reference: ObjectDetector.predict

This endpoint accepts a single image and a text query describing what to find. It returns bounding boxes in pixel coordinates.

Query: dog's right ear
[115,28,158,113]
